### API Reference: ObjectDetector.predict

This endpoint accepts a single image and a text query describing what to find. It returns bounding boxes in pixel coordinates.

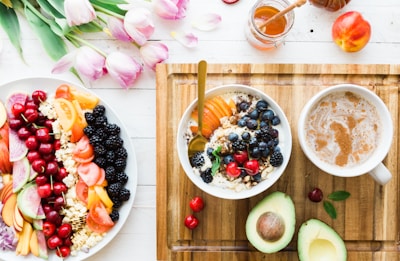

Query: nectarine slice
[204,99,224,119]
[213,96,233,117]
[2,193,17,227]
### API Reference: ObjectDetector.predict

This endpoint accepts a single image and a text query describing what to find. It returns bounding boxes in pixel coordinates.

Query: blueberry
[238,102,250,112]
[256,100,269,112]
[241,132,251,141]
[239,169,247,178]
[258,141,268,151]
[207,147,215,160]
[261,109,275,121]
[249,137,258,148]
[237,118,247,127]
[261,148,270,157]
[246,119,258,130]
[250,147,261,159]
[228,132,239,142]
[252,173,262,182]
[259,121,268,129]
[249,110,259,120]
[271,116,281,125]
[223,155,234,164]
[270,128,279,138]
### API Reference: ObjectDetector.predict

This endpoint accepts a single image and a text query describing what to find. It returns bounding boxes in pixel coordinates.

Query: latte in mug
[304,91,381,167]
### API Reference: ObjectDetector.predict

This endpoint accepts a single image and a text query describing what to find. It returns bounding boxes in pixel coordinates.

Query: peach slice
[213,96,233,117]
[205,99,225,119]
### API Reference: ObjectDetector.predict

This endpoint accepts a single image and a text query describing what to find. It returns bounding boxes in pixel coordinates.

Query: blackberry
[115,147,128,160]
[105,135,123,150]
[117,172,129,185]
[231,140,247,152]
[115,158,127,171]
[94,157,107,168]
[83,125,96,137]
[119,188,130,201]
[96,128,108,141]
[105,166,117,183]
[106,123,120,135]
[112,199,122,209]
[200,168,213,183]
[107,182,122,198]
[84,112,96,125]
[256,125,274,142]
[93,105,106,117]
[106,151,116,163]
[89,134,103,145]
[190,152,204,167]
[109,210,120,222]
[270,151,284,167]
[95,115,108,128]
[94,144,107,157]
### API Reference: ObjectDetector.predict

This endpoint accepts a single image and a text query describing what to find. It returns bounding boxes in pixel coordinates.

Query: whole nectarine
[332,11,371,52]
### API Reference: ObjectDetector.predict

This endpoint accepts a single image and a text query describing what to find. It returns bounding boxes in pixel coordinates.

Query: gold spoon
[188,60,208,157]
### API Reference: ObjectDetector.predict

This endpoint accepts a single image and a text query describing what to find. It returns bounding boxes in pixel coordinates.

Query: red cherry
[45,161,59,176]
[23,108,39,123]
[35,175,48,186]
[32,90,47,105]
[38,143,54,155]
[36,128,51,143]
[233,151,248,164]
[308,187,323,203]
[25,100,38,110]
[25,135,39,150]
[42,221,56,237]
[32,159,46,173]
[184,214,199,230]
[8,118,23,130]
[46,210,62,225]
[55,167,68,181]
[226,162,241,178]
[189,196,205,212]
[27,151,41,163]
[56,245,71,258]
[47,235,63,249]
[17,127,31,140]
[37,183,52,198]
[11,103,25,117]
[53,182,67,196]
[63,237,73,247]
[244,159,259,176]
[42,204,53,215]
[57,223,72,239]
[53,139,61,150]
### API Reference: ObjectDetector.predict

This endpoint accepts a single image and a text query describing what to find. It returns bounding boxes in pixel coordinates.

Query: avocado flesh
[245,191,296,253]
[298,219,347,261]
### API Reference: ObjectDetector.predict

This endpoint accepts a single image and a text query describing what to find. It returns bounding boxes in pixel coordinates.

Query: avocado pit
[256,212,285,242]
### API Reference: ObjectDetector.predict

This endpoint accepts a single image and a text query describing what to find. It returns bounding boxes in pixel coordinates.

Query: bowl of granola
[177,84,292,200]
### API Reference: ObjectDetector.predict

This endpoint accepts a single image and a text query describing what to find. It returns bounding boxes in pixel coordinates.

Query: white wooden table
[1,0,399,260]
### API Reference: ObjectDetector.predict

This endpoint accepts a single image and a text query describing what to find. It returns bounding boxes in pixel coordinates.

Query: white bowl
[177,84,292,200]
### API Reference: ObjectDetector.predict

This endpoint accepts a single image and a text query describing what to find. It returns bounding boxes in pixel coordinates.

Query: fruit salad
[0,84,131,259]
[186,92,284,192]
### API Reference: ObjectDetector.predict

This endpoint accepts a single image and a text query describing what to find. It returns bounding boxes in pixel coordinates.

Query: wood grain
[156,63,400,261]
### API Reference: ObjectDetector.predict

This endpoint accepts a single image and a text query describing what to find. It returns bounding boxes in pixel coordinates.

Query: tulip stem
[66,33,107,57]
[92,3,125,20]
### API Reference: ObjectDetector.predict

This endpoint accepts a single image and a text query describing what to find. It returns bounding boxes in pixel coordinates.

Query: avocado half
[298,219,347,261]
[245,191,296,253]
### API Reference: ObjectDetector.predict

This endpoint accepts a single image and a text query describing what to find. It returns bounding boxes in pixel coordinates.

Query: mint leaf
[211,146,222,176]
[323,201,337,219]
[328,191,351,201]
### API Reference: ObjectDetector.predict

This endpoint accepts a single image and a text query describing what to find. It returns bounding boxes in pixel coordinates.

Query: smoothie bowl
[177,84,292,200]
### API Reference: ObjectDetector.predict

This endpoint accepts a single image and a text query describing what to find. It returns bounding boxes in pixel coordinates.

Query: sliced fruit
[0,142,13,174]
[36,230,48,259]
[53,98,77,131]
[94,185,114,210]
[245,191,296,253]
[76,178,89,205]
[0,181,13,203]
[2,193,17,227]
[77,162,103,187]
[204,99,224,119]
[298,219,347,261]
[87,186,100,209]
[191,107,220,131]
[213,96,233,117]
[86,200,114,233]
[9,129,28,162]
[14,204,24,232]
[207,98,229,118]
[12,157,30,193]
[0,121,10,146]
[55,84,73,100]
[0,101,7,129]
[71,89,100,109]
[70,100,88,143]
[30,230,40,257]
[72,135,94,163]
[17,182,45,219]
[32,218,43,230]
[16,220,33,256]
[189,124,213,139]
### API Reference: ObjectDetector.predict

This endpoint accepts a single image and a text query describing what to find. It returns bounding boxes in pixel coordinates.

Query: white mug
[297,84,393,185]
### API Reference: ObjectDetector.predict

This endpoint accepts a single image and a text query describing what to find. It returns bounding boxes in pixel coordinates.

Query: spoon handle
[197,60,207,134]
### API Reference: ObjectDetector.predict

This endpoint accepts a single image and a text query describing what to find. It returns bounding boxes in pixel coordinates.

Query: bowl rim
[297,83,393,177]
[177,84,292,200]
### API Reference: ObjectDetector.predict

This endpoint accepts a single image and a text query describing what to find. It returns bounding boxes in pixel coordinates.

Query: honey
[254,6,287,36]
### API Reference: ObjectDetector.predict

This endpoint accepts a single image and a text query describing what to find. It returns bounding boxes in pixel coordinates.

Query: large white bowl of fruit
[0,77,137,260]
[177,84,292,200]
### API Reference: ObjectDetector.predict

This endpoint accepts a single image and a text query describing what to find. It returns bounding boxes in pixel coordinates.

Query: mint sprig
[328,190,351,201]
[211,146,222,175]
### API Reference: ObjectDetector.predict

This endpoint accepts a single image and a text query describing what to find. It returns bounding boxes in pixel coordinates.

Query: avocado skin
[298,218,347,261]
[245,191,296,253]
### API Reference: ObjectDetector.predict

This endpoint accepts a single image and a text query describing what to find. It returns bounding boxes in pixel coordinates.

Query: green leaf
[36,0,64,19]
[323,201,337,219]
[211,146,222,175]
[90,0,126,16]
[24,6,68,61]
[45,0,66,16]
[77,22,103,33]
[90,0,128,5]
[0,4,23,58]
[328,191,351,201]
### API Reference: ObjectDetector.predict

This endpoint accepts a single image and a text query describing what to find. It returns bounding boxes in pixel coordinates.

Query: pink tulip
[106,52,143,89]
[107,16,132,42]
[124,7,155,46]
[64,0,96,26]
[153,0,189,20]
[140,42,169,71]
[52,46,105,81]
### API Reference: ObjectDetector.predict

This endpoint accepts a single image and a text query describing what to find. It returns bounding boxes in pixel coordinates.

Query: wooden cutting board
[155,64,400,261]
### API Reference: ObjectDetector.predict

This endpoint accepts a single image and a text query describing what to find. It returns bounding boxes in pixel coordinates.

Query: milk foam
[305,91,381,167]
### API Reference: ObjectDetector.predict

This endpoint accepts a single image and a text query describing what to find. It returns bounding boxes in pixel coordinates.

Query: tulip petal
[106,52,143,89]
[107,16,132,42]
[124,7,154,46]
[192,13,222,31]
[64,0,96,27]
[140,42,169,71]
[51,51,77,74]
[75,46,105,81]
[153,0,189,20]
[170,31,198,48]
